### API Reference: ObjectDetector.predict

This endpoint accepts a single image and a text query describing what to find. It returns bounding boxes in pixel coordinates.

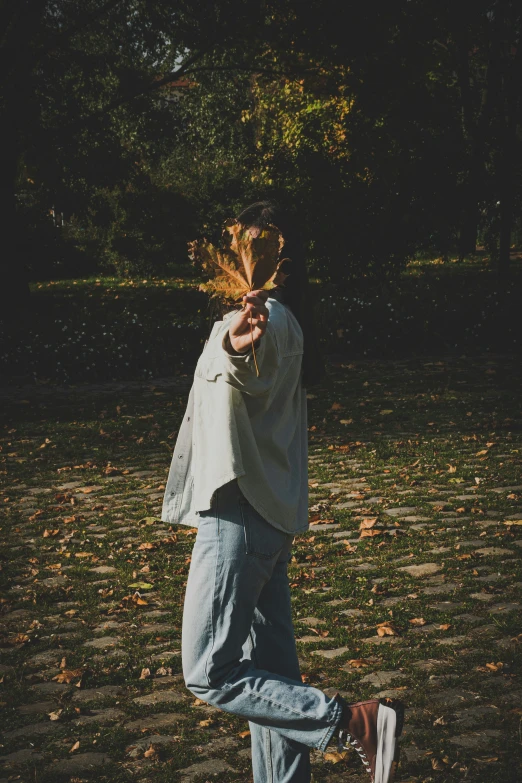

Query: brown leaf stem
[249,313,260,377]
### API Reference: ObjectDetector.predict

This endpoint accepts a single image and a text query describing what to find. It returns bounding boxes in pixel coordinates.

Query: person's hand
[228,290,270,354]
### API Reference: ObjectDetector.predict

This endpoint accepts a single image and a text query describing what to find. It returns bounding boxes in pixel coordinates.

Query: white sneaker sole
[374,699,403,783]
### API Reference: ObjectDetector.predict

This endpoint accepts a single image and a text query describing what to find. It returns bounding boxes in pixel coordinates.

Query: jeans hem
[316,700,343,752]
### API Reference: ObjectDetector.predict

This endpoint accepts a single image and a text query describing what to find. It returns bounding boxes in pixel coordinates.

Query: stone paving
[0,355,521,782]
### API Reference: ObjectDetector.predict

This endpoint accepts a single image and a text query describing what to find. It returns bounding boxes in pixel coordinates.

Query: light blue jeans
[182,479,343,783]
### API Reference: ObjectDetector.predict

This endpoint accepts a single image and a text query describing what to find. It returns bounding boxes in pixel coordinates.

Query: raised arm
[221,290,280,396]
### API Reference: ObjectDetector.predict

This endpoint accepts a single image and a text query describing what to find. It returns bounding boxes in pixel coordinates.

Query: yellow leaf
[143,744,157,758]
[439,623,451,631]
[139,668,151,680]
[69,740,80,753]
[238,730,251,738]
[376,622,399,636]
[324,750,348,763]
[48,709,63,721]
[409,617,426,626]
[348,659,371,668]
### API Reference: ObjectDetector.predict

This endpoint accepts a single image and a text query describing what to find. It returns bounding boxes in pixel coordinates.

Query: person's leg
[182,480,342,758]
[243,537,311,783]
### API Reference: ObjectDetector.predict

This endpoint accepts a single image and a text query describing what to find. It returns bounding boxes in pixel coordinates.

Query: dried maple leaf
[53,668,83,684]
[190,220,290,375]
[359,517,378,529]
[409,617,426,626]
[359,528,382,538]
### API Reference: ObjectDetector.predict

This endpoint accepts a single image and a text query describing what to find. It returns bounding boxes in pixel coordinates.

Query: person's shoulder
[266,297,288,330]
[266,297,303,355]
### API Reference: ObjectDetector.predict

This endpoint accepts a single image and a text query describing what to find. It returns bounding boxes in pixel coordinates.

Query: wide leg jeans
[182,480,343,783]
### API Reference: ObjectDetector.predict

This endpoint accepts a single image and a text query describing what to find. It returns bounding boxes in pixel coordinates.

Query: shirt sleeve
[219,323,280,396]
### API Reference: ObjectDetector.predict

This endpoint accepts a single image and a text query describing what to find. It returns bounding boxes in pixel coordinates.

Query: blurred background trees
[1,0,521,312]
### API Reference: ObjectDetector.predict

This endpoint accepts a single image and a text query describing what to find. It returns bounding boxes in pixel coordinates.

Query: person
[162,201,404,783]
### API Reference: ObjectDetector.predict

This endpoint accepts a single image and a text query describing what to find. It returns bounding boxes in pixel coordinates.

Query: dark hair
[236,200,325,387]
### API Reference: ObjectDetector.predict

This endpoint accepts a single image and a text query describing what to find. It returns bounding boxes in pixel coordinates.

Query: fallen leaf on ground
[360,528,382,538]
[359,517,378,530]
[324,750,348,763]
[348,659,371,668]
[376,622,400,637]
[69,740,80,753]
[409,617,426,626]
[53,669,83,684]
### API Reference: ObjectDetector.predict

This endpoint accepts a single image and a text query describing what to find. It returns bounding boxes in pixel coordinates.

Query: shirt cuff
[222,331,257,361]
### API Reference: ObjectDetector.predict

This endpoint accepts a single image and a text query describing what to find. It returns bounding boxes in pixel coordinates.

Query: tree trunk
[0,123,30,318]
[458,198,479,259]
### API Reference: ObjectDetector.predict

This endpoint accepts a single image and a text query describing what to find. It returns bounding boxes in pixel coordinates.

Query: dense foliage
[1,0,521,303]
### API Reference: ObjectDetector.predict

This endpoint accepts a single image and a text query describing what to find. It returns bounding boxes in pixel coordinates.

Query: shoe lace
[338,729,371,773]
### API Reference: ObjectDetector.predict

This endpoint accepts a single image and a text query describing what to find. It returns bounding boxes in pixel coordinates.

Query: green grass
[1,259,522,384]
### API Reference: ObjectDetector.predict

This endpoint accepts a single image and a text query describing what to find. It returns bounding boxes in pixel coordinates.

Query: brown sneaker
[335,696,404,783]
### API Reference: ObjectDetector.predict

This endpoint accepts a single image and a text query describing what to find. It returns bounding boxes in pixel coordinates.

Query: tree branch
[35,0,127,62]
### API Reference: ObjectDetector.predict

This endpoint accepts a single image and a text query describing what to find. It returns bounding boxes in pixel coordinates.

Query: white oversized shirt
[161,297,309,534]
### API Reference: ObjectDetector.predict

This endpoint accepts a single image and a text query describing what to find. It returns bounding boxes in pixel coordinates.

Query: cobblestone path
[1,355,521,782]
